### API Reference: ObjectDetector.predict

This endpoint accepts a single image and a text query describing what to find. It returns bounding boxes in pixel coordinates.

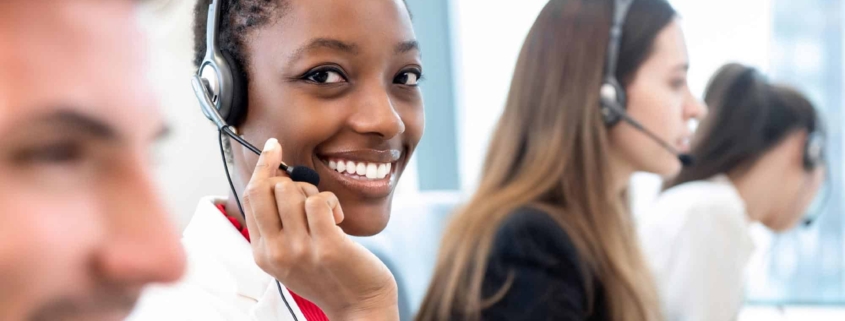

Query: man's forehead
[0,0,141,86]
[0,0,159,132]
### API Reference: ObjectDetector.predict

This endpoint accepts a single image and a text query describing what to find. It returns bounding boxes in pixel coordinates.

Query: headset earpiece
[600,0,634,127]
[600,77,626,126]
[220,51,248,125]
[196,0,247,129]
[804,132,824,171]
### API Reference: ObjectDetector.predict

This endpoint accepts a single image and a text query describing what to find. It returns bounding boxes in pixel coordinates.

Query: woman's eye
[305,69,346,84]
[670,78,687,90]
[394,71,421,86]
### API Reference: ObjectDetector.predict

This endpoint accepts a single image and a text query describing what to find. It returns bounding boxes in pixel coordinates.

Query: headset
[599,0,694,166]
[600,0,826,225]
[195,0,246,126]
[799,121,826,226]
[190,1,318,320]
[191,0,319,185]
[802,127,825,171]
[802,130,827,226]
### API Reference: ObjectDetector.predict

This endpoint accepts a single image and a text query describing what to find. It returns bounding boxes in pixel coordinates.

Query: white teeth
[366,163,378,179]
[377,164,387,178]
[325,159,394,180]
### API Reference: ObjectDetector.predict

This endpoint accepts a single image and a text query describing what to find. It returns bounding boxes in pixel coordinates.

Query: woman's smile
[314,148,403,199]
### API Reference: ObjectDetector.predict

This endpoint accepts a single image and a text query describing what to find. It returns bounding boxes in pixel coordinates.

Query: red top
[216,204,330,321]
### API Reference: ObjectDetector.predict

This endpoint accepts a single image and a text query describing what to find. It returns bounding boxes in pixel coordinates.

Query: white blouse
[128,197,304,321]
[639,175,756,321]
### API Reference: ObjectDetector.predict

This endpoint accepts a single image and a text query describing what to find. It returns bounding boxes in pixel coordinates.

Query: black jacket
[476,207,609,321]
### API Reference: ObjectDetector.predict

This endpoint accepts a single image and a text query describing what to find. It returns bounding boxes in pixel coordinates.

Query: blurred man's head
[0,0,185,320]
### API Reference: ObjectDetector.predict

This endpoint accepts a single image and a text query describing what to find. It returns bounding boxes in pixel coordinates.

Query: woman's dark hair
[666,63,824,189]
[192,0,286,71]
[416,1,675,320]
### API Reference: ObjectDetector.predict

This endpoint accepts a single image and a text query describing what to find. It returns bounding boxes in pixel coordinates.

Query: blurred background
[137,0,844,319]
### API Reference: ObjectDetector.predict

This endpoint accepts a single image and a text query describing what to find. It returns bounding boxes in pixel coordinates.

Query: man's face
[0,1,185,320]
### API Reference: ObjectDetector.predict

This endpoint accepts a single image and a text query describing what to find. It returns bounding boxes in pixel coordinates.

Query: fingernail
[263,138,278,152]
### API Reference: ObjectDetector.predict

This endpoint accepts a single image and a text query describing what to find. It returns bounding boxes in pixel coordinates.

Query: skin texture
[226,0,425,237]
[0,1,185,321]
[608,19,707,185]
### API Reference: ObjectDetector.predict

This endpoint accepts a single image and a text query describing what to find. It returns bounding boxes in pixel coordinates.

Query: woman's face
[763,132,826,231]
[233,0,423,236]
[609,19,706,177]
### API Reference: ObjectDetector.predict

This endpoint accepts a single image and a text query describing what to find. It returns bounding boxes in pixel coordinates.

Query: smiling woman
[130,0,422,320]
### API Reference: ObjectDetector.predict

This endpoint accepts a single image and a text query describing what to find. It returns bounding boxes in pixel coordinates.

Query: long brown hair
[666,63,823,189]
[416,0,674,320]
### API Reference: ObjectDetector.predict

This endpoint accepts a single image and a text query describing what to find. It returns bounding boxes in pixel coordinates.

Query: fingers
[243,179,282,239]
[274,180,308,237]
[298,183,320,197]
[242,198,262,245]
[242,139,285,239]
[305,192,345,242]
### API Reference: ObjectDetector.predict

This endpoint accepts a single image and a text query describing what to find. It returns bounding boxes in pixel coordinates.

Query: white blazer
[639,175,756,321]
[128,197,305,321]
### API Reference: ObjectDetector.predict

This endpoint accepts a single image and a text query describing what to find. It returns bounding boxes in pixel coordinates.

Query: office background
[137,0,845,319]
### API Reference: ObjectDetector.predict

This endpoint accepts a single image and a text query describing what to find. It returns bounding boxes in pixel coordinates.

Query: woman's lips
[313,150,402,198]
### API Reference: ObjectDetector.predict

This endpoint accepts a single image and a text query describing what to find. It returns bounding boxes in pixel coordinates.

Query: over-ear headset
[191,0,319,184]
[189,1,316,320]
[599,0,634,127]
[598,0,694,166]
[803,130,824,171]
[196,0,248,126]
[802,130,827,226]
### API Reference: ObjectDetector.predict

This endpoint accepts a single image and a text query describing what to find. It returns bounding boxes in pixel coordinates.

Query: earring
[230,126,239,135]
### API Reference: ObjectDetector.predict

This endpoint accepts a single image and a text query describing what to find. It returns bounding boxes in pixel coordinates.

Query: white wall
[138,0,229,229]
[451,0,550,192]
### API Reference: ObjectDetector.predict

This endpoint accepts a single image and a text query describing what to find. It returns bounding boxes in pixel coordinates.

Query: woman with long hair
[417,0,705,320]
[640,63,826,321]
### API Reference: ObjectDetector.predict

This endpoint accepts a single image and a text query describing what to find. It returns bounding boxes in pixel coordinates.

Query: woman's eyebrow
[395,40,419,54]
[289,37,360,62]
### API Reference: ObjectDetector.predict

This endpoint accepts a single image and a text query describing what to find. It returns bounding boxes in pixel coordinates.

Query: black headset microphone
[601,0,694,167]
[600,90,695,167]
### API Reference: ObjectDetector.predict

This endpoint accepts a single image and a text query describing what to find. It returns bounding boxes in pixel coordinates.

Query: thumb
[250,138,283,181]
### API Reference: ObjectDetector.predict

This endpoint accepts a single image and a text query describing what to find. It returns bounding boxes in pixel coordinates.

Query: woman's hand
[241,138,399,321]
